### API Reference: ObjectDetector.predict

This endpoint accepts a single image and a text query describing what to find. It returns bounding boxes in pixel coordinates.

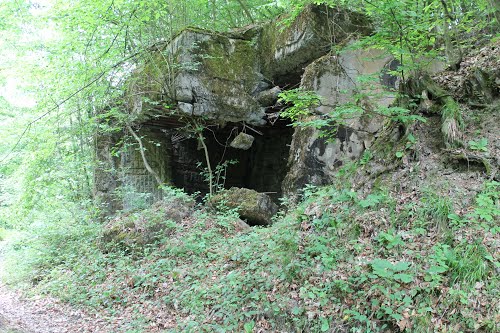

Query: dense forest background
[0,0,499,332]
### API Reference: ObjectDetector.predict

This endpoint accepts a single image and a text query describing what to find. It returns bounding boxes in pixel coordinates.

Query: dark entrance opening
[171,120,294,201]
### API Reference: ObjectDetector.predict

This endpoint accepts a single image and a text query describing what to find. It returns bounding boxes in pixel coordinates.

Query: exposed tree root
[445,148,498,180]
[405,74,464,148]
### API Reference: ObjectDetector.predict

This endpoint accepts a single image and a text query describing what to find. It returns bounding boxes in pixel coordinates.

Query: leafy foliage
[469,138,489,152]
[0,1,498,332]
[278,88,321,121]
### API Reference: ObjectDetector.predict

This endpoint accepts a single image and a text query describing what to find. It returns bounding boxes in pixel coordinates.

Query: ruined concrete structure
[94,5,402,213]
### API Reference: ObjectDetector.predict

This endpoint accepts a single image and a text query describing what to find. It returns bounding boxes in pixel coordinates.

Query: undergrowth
[1,180,498,332]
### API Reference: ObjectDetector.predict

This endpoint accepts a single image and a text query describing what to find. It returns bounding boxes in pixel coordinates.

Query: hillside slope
[1,20,499,333]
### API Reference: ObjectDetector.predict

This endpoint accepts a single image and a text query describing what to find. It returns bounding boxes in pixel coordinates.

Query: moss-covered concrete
[125,25,266,126]
[259,5,371,83]
[210,187,278,226]
[102,4,386,212]
[100,196,194,250]
[282,46,396,197]
[124,4,372,126]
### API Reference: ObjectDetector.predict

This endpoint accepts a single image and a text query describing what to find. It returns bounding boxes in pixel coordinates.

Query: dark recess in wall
[171,120,294,202]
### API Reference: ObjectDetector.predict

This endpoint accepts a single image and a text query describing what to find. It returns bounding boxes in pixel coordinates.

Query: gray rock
[125,5,371,126]
[230,132,255,150]
[96,5,389,214]
[129,28,267,126]
[177,102,194,115]
[210,187,278,226]
[283,48,399,197]
[260,5,371,81]
[256,86,281,106]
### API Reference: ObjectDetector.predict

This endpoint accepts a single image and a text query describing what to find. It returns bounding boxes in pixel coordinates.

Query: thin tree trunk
[235,0,255,23]
[440,0,463,70]
[126,125,163,187]
[197,131,213,197]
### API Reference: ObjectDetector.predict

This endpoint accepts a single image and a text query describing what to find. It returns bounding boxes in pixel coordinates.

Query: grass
[416,189,454,231]
[0,181,498,332]
[0,227,7,241]
[449,240,493,285]
[441,98,464,147]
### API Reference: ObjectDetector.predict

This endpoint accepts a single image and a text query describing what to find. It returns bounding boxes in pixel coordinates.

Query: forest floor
[0,251,73,333]
[0,282,96,333]
[0,252,119,333]
[0,37,498,333]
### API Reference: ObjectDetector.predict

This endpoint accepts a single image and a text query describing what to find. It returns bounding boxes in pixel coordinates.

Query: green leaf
[469,138,488,152]
[393,273,414,283]
[427,265,448,274]
[391,313,403,321]
[371,259,394,270]
[418,307,433,314]
[393,262,411,272]
[407,133,416,143]
[358,194,385,208]
[371,259,394,278]
[320,318,329,332]
[244,321,255,333]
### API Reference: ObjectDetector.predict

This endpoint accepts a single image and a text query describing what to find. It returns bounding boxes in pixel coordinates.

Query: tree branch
[126,124,163,187]
[0,51,142,165]
[197,129,213,197]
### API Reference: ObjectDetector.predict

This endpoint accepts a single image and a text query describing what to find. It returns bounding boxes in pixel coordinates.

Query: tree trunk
[126,125,163,187]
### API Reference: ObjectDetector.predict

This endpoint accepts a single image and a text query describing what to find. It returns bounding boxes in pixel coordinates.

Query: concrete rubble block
[101,196,195,249]
[210,187,278,226]
[260,5,372,82]
[283,48,400,197]
[230,132,255,150]
[129,28,268,125]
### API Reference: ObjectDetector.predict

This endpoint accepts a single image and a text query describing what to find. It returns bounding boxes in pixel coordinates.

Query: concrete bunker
[94,5,383,215]
[103,110,294,211]
[169,121,294,201]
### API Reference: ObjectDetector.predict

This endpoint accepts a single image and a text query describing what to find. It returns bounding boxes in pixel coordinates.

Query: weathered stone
[210,187,278,226]
[125,5,372,127]
[101,195,194,249]
[283,127,320,194]
[177,102,194,115]
[234,218,251,231]
[230,132,255,150]
[94,127,172,216]
[94,131,123,217]
[283,48,399,197]
[96,5,390,212]
[434,40,500,104]
[128,28,268,126]
[260,5,371,83]
[302,49,397,115]
[120,128,172,211]
[256,86,281,106]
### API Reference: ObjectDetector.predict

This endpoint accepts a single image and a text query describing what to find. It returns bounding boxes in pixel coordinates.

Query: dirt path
[0,249,81,333]
[0,282,78,333]
[0,313,25,333]
[0,279,174,333]
[0,241,180,333]
[0,249,113,333]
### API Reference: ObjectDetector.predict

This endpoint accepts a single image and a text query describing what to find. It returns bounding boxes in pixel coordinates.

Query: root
[445,148,498,180]
[405,75,464,148]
